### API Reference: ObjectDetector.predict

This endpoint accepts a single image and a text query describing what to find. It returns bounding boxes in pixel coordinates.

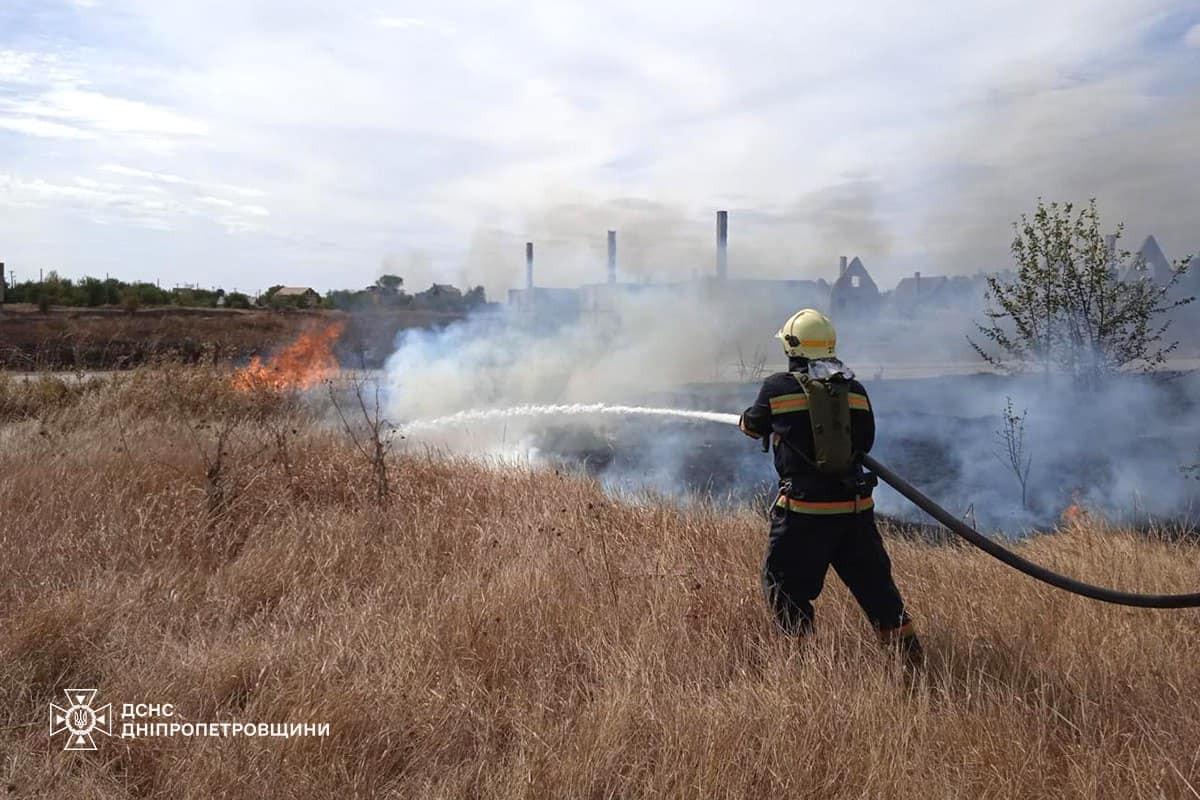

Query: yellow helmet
[776,309,837,359]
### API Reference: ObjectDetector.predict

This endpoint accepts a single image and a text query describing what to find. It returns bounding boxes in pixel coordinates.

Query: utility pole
[716,210,728,280]
[607,230,617,284]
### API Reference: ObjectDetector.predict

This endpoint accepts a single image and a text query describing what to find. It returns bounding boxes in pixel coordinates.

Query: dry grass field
[3,369,1200,799]
[0,305,465,369]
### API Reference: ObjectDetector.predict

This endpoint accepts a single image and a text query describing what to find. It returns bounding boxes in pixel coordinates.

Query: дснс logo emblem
[50,689,112,751]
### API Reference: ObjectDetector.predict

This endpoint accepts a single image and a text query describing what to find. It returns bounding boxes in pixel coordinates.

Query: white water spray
[398,403,740,434]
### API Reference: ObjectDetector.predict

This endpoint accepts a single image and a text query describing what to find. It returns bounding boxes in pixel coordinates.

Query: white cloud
[0,49,88,86]
[374,16,455,34]
[198,195,269,216]
[0,0,1197,294]
[0,116,95,140]
[100,164,188,182]
[375,17,425,29]
[0,51,36,79]
[1185,23,1200,48]
[17,89,208,136]
[99,164,265,198]
[0,166,270,236]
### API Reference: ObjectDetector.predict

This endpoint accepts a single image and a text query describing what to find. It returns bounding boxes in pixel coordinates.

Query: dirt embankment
[0,304,465,369]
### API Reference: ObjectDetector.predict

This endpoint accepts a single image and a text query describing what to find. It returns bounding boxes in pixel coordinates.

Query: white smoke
[381,281,1200,533]
[383,283,799,420]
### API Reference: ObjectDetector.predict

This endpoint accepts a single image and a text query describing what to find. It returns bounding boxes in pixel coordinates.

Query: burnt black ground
[533,372,1200,536]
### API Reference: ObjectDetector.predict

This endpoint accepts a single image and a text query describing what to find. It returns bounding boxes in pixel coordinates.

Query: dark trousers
[762,505,910,636]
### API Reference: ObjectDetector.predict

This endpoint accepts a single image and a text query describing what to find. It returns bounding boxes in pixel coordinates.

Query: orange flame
[1061,494,1088,526]
[232,321,345,392]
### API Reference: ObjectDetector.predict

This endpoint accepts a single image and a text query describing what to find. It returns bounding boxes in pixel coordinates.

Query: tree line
[3,273,254,312]
[2,271,488,313]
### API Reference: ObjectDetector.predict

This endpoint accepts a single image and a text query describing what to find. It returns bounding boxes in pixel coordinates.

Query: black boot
[897,633,925,670]
[879,623,924,670]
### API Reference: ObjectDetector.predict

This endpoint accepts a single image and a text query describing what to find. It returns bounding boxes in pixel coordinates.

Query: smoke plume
[383,280,1200,533]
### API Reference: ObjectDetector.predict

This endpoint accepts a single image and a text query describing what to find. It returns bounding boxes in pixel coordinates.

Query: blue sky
[1,0,1198,296]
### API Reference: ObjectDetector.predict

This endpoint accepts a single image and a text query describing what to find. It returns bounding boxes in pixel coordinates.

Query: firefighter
[739,308,922,663]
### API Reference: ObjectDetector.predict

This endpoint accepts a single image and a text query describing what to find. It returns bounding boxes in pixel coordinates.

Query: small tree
[81,277,106,307]
[971,199,1193,387]
[327,373,395,507]
[993,396,1033,509]
[120,288,141,315]
[736,346,769,381]
[225,291,252,309]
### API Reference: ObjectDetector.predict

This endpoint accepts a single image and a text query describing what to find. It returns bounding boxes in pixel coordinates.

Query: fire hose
[862,454,1200,609]
[400,403,1200,609]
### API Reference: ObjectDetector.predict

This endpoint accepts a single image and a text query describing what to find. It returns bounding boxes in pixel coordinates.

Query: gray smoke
[446,182,894,296]
[383,277,1200,533]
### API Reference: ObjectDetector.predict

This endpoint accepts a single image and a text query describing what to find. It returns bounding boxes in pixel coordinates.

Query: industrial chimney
[0,262,5,305]
[716,210,728,280]
[607,230,616,285]
[525,242,534,290]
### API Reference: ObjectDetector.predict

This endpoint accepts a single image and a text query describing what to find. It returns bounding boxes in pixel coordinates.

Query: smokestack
[0,262,5,305]
[525,242,534,290]
[716,210,728,280]
[839,256,848,277]
[607,230,616,285]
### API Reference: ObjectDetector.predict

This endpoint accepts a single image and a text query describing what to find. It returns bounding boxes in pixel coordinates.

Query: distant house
[893,272,950,310]
[1119,235,1175,286]
[1138,235,1174,285]
[270,286,320,308]
[1178,255,1200,300]
[413,283,466,311]
[422,283,462,300]
[891,272,980,314]
[829,256,881,316]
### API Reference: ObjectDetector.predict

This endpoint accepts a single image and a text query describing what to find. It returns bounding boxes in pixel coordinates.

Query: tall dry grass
[2,369,1200,799]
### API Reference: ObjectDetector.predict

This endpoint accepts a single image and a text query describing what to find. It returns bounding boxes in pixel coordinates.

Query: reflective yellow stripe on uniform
[772,392,867,413]
[769,393,809,413]
[775,495,875,514]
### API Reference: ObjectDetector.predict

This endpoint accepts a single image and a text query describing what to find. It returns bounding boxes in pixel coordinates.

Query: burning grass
[3,368,1200,798]
[231,320,345,392]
